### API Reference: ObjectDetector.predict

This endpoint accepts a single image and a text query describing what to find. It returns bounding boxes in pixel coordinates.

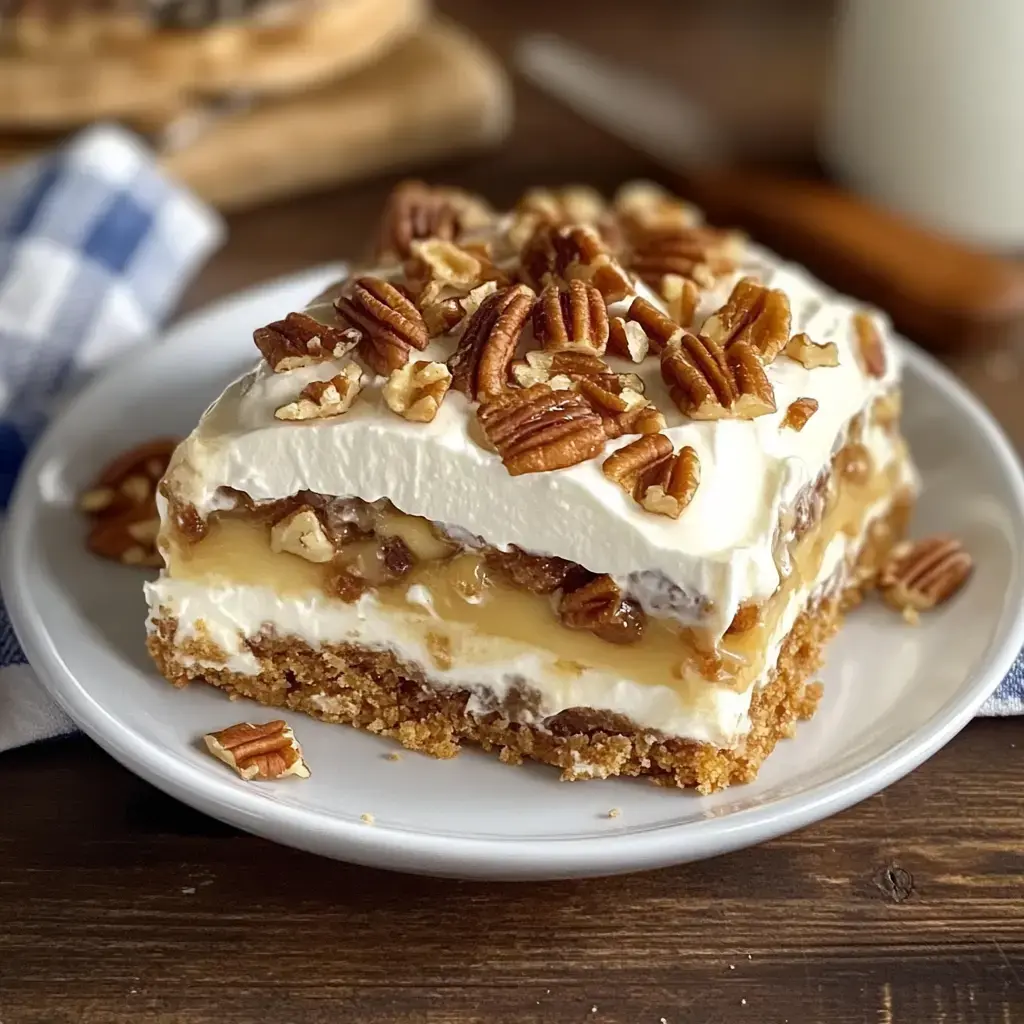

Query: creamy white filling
[163,245,904,640]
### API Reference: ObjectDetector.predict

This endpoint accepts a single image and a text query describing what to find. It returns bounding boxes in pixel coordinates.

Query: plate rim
[5,264,1024,879]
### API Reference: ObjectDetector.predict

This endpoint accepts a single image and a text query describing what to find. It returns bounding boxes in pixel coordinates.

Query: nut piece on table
[270,506,336,563]
[853,311,887,379]
[781,397,819,432]
[448,284,535,400]
[661,333,776,420]
[476,384,606,476]
[701,277,792,364]
[878,535,972,615]
[203,720,310,781]
[254,312,360,373]
[602,433,701,519]
[274,364,364,421]
[559,574,646,644]
[383,360,452,423]
[334,277,429,376]
[784,332,840,369]
[533,280,610,356]
[79,437,179,568]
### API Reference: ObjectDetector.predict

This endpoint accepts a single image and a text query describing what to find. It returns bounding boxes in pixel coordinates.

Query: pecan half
[383,360,452,422]
[519,223,633,302]
[510,349,611,387]
[375,180,492,261]
[607,316,649,363]
[661,333,775,420]
[204,721,310,780]
[628,225,740,290]
[476,384,606,475]
[625,295,683,353]
[878,535,972,612]
[602,434,701,518]
[335,277,428,376]
[853,311,887,378]
[785,332,840,369]
[485,545,578,594]
[448,284,535,400]
[781,397,819,432]
[274,364,364,421]
[254,312,359,372]
[559,574,646,644]
[701,277,792,364]
[80,438,178,568]
[533,280,610,355]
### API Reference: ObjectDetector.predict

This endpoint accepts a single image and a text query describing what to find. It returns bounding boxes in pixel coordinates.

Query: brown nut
[602,434,701,519]
[878,535,972,613]
[383,360,452,423]
[203,720,310,780]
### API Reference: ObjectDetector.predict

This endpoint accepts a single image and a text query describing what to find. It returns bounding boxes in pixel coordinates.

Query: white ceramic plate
[6,266,1024,880]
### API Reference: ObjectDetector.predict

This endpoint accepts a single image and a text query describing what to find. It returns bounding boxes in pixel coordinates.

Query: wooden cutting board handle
[682,167,1024,352]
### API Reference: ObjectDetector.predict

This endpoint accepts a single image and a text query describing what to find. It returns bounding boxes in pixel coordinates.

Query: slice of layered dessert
[146,180,916,791]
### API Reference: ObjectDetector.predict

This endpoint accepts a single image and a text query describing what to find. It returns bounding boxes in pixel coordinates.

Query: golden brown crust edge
[147,498,911,794]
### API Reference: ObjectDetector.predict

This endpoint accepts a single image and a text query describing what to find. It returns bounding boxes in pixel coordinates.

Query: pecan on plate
[484,545,578,594]
[533,280,610,356]
[203,720,310,780]
[476,384,606,476]
[602,434,700,518]
[878,535,972,613]
[701,277,792,364]
[274,363,364,421]
[519,223,633,302]
[661,333,775,420]
[780,397,819,432]
[448,284,535,400]
[335,277,429,375]
[559,574,646,644]
[253,312,360,373]
[79,437,178,567]
[383,360,452,423]
[853,311,887,378]
[784,332,839,369]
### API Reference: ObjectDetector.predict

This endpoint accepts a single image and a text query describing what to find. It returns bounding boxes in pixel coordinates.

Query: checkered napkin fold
[0,125,223,751]
[0,127,1019,754]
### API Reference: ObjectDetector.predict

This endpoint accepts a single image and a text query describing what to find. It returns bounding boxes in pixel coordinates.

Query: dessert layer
[162,243,907,640]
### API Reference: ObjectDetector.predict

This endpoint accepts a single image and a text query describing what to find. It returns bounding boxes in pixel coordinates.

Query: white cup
[822,0,1024,248]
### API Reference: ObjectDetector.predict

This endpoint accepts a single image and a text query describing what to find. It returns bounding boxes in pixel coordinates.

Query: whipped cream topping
[163,243,904,640]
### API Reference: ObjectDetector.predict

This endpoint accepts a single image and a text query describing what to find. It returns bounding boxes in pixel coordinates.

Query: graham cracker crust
[147,501,909,793]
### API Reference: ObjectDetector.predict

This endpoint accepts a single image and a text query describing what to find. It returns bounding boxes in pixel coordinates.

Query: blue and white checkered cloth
[0,126,1018,752]
[0,125,223,751]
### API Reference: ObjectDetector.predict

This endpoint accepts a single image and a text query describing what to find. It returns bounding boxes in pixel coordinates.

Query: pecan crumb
[701,277,792,364]
[781,397,819,432]
[203,720,310,780]
[879,535,972,613]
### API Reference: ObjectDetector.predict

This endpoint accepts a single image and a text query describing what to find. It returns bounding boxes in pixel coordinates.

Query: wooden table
[2,3,1022,1022]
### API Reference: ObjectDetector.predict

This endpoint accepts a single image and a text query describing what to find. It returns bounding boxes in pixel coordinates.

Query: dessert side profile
[143,180,923,792]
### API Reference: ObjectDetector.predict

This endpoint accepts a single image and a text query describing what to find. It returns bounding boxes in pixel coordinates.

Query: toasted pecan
[519,223,633,302]
[625,295,683,353]
[533,280,610,355]
[476,384,606,475]
[203,721,310,780]
[785,332,840,369]
[253,312,359,373]
[780,397,819,432]
[274,364,364,421]
[602,434,701,518]
[878,535,972,613]
[383,360,452,422]
[558,574,646,644]
[335,277,428,376]
[701,277,792,364]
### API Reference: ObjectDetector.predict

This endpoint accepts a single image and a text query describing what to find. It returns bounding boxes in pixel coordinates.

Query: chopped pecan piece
[784,332,840,369]
[533,280,610,355]
[878,535,972,613]
[335,277,428,376]
[510,349,610,388]
[661,274,701,329]
[204,721,310,780]
[607,316,649,363]
[517,185,608,226]
[375,180,492,261]
[602,434,701,518]
[781,397,819,432]
[519,223,633,302]
[448,284,535,400]
[80,437,178,568]
[701,277,792,364]
[559,574,646,644]
[408,238,483,290]
[254,312,359,373]
[853,311,887,378]
[274,364,364,421]
[270,506,335,563]
[605,405,668,438]
[625,295,683,353]
[476,384,606,475]
[383,360,452,423]
[485,545,578,594]
[661,333,775,420]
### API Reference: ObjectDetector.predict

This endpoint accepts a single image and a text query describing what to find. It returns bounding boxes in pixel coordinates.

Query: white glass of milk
[822,0,1024,248]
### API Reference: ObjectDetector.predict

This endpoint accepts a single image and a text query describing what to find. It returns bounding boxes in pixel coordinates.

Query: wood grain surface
[2,2,1023,1022]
